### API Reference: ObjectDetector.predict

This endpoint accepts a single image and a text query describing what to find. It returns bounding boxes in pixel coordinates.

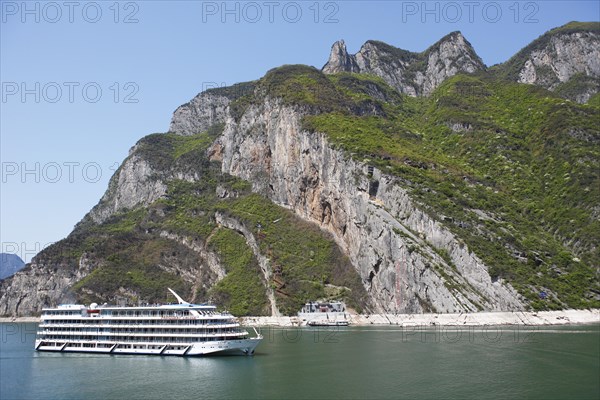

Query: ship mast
[168,288,189,305]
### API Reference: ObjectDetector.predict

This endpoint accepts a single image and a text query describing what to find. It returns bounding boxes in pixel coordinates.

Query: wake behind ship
[35,289,262,356]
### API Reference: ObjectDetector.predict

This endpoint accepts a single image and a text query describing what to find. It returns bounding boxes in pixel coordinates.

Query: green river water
[1,323,598,399]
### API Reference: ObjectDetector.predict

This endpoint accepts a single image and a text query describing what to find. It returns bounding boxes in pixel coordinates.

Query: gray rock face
[86,140,210,225]
[170,92,231,135]
[416,33,484,95]
[156,231,226,303]
[0,253,96,316]
[516,31,600,102]
[322,33,485,96]
[88,153,168,224]
[0,151,167,315]
[322,40,360,74]
[210,98,525,313]
[0,229,229,315]
[0,144,231,315]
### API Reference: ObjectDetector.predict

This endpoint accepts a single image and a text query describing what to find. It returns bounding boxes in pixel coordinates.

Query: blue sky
[1,0,599,262]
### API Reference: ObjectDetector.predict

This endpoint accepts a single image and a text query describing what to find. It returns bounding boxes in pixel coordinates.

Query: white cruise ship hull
[35,337,262,356]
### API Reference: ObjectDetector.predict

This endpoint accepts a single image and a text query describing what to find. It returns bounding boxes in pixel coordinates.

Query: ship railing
[48,330,245,336]
[38,322,240,331]
[41,317,235,323]
[37,336,245,343]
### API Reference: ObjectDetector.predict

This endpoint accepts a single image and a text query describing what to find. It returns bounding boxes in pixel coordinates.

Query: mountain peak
[439,30,464,41]
[492,20,600,103]
[322,39,359,74]
[549,21,600,35]
[322,34,485,96]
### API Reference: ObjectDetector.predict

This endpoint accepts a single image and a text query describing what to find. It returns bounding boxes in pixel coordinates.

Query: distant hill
[0,254,25,280]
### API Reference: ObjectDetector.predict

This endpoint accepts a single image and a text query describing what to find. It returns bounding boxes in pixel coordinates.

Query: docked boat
[298,301,350,326]
[307,320,349,327]
[35,288,262,356]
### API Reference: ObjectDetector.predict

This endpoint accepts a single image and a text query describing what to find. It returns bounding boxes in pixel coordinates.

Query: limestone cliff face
[0,254,95,316]
[496,23,600,103]
[208,98,525,313]
[169,92,231,136]
[0,147,169,315]
[321,40,360,74]
[324,24,600,102]
[517,32,600,84]
[323,33,485,96]
[88,153,167,224]
[517,31,600,102]
[0,229,229,316]
[170,82,256,136]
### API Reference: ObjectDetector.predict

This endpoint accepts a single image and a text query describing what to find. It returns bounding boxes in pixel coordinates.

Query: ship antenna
[167,288,189,305]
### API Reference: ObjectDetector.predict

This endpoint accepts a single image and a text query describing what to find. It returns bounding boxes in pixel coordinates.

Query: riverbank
[240,309,600,327]
[2,309,598,326]
[0,316,39,323]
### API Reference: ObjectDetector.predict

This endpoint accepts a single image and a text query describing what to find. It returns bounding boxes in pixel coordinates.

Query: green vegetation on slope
[229,65,353,121]
[72,235,189,304]
[217,193,366,315]
[554,73,600,102]
[588,92,600,107]
[297,69,599,310]
[207,228,269,315]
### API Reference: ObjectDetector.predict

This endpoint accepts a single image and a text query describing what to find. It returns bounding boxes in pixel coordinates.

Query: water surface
[1,323,598,399]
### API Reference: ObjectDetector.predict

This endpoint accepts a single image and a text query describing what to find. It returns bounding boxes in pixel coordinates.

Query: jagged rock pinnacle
[322,40,360,74]
[321,34,485,96]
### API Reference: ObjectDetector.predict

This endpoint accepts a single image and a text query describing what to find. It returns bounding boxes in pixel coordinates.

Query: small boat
[299,301,350,326]
[307,320,349,327]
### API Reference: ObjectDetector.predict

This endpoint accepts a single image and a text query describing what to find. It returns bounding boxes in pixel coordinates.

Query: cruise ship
[35,289,262,356]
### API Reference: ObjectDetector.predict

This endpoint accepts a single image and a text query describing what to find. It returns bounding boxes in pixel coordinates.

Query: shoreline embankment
[2,309,598,326]
[240,309,600,327]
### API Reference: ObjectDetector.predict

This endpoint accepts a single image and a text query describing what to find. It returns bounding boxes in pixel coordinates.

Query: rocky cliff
[492,22,600,103]
[1,22,598,316]
[169,82,256,136]
[88,154,168,224]
[322,32,485,96]
[208,98,524,313]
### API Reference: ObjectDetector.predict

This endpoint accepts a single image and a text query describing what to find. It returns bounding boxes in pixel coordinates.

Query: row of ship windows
[98,311,198,317]
[43,311,217,317]
[41,319,232,325]
[40,336,233,342]
[41,328,241,334]
[44,311,81,316]
[40,343,192,350]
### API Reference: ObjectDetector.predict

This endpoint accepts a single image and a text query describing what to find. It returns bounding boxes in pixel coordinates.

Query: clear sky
[1,0,599,262]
